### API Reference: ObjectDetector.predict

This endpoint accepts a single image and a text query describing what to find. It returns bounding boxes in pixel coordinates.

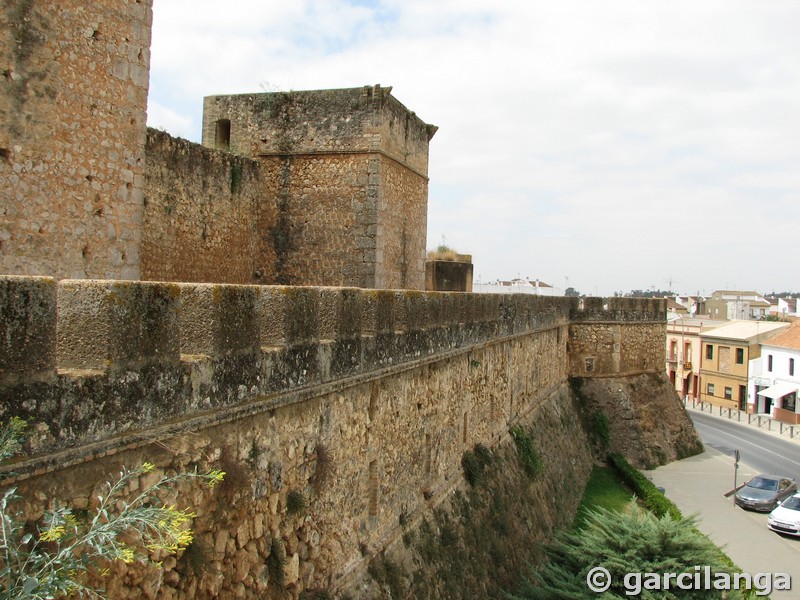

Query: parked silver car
[735,474,797,512]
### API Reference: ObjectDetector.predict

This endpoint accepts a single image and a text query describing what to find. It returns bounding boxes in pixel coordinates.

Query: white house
[474,278,557,296]
[751,321,800,422]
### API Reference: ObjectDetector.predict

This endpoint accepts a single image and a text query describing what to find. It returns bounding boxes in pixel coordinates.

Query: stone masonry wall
[142,129,276,285]
[568,296,666,376]
[376,157,428,290]
[0,0,152,280]
[259,154,374,287]
[0,278,677,598]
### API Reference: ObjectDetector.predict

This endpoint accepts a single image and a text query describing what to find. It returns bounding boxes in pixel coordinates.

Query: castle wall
[568,296,667,376]
[376,157,428,289]
[0,0,152,280]
[0,277,689,598]
[141,129,276,284]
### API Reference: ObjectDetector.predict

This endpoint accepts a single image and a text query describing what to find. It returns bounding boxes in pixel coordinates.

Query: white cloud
[148,0,800,295]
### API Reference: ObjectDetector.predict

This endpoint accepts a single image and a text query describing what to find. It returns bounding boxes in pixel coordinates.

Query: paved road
[691,411,800,482]
[646,408,800,599]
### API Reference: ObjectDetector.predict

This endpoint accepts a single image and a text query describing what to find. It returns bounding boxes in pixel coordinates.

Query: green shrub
[286,489,307,515]
[0,418,225,600]
[608,452,682,520]
[512,501,738,599]
[461,443,493,487]
[510,425,543,478]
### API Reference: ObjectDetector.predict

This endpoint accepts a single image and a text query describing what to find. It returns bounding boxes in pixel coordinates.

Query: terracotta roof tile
[762,321,800,350]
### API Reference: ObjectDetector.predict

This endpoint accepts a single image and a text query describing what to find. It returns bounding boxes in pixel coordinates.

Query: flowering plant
[0,419,224,599]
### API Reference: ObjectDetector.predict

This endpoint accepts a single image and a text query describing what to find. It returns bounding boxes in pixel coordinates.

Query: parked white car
[767,493,800,537]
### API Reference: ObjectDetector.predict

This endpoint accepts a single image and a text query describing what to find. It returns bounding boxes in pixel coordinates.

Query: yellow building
[698,321,789,411]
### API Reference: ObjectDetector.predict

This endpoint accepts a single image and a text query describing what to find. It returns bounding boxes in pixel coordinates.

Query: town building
[705,290,770,320]
[474,278,557,295]
[750,321,800,422]
[697,320,789,411]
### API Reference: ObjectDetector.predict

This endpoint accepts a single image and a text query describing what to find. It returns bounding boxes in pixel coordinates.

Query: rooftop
[700,320,789,343]
[761,321,800,351]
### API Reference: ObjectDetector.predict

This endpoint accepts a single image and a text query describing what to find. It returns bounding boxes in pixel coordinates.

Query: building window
[215,119,231,149]
[791,358,795,376]
[724,387,732,400]
[736,348,744,364]
[767,354,773,372]
[706,344,713,360]
[707,383,715,396]
[785,393,797,413]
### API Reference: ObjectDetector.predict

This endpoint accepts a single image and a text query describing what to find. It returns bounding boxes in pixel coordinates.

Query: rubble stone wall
[142,129,273,285]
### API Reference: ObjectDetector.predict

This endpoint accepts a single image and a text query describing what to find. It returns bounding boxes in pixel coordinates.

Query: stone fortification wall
[0,279,689,598]
[568,296,666,376]
[142,129,275,284]
[259,153,374,286]
[0,0,152,280]
[201,86,435,173]
[0,277,576,461]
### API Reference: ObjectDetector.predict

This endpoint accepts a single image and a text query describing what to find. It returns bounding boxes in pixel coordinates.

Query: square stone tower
[202,85,437,290]
[0,0,152,280]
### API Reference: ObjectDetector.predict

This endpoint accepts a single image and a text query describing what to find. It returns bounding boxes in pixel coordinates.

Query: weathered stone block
[57,279,180,370]
[318,287,362,342]
[178,283,259,356]
[0,276,57,379]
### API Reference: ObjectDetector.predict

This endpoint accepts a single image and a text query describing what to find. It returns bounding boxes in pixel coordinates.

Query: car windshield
[748,477,778,491]
[781,497,800,510]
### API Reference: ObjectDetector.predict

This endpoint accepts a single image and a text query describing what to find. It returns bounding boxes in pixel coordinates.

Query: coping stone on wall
[0,276,57,381]
[57,280,181,371]
[178,283,260,357]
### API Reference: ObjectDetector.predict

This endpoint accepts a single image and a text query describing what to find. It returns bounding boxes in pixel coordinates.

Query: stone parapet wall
[1,277,576,463]
[0,0,152,280]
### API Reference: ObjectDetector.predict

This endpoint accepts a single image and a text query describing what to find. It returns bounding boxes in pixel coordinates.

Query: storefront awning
[758,381,799,399]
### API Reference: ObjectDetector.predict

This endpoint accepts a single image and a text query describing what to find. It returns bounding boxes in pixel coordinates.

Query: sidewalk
[646,447,800,599]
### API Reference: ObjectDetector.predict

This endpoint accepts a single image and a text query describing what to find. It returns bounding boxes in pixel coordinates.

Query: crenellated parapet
[0,276,666,476]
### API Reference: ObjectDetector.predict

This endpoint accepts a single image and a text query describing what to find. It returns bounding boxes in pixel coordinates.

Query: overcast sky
[147,0,800,297]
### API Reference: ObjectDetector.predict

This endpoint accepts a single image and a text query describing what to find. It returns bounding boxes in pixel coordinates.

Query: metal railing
[684,398,800,441]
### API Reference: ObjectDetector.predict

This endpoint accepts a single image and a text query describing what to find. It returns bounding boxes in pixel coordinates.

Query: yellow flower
[118,546,136,563]
[40,525,66,542]
[207,469,225,487]
[141,462,156,474]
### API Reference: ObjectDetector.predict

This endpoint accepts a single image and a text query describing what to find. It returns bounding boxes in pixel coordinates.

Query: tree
[0,418,224,599]
[509,502,744,599]
[564,287,581,297]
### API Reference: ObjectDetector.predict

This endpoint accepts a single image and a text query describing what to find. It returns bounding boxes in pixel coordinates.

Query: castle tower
[201,85,437,289]
[0,0,153,280]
